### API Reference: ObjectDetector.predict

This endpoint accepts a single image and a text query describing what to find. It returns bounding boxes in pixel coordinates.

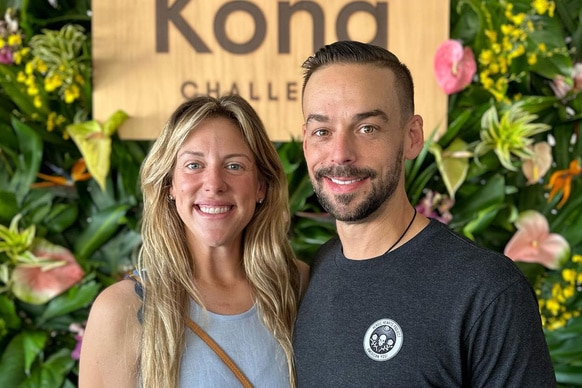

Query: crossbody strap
[184,317,253,387]
[126,272,253,387]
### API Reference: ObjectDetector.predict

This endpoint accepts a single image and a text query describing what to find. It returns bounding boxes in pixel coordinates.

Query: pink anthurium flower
[11,238,84,304]
[434,40,477,94]
[504,210,570,270]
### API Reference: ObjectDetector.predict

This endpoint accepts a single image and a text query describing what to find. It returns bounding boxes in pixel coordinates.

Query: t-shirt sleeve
[464,277,556,387]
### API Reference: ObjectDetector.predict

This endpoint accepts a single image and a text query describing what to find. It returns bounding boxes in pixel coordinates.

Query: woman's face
[169,116,265,250]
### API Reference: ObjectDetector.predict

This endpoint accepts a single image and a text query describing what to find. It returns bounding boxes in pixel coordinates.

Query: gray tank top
[179,302,290,387]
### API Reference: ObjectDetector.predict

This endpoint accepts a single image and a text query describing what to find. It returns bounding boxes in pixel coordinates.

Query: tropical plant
[423,0,582,384]
[0,0,581,386]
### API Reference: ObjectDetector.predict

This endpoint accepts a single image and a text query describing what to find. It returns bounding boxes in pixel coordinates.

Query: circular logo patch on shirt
[363,318,403,361]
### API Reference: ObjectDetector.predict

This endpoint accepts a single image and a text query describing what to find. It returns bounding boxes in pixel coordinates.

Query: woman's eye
[226,163,242,171]
[186,162,200,170]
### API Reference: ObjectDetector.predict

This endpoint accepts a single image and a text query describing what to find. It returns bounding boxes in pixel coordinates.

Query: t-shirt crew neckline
[334,219,437,270]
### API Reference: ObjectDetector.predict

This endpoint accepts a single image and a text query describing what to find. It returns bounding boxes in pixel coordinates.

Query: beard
[311,145,403,222]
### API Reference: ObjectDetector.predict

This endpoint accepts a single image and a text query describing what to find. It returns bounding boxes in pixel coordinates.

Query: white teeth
[330,178,362,185]
[199,206,231,214]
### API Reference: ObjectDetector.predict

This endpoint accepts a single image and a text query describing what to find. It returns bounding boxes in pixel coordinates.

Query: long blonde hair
[137,94,301,386]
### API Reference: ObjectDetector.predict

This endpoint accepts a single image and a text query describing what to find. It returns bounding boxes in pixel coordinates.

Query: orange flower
[546,160,582,208]
[31,158,91,188]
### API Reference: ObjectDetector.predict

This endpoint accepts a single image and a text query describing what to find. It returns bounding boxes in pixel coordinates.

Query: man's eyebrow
[305,113,329,124]
[354,109,389,122]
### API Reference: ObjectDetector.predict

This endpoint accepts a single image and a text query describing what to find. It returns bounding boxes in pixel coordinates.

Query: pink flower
[504,210,570,270]
[69,323,85,360]
[550,75,571,99]
[11,238,84,304]
[434,40,477,94]
[573,63,582,93]
[521,142,553,185]
[415,190,454,224]
[0,47,14,64]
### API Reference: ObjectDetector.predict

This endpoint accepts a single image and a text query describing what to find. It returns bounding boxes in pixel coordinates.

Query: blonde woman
[79,94,309,387]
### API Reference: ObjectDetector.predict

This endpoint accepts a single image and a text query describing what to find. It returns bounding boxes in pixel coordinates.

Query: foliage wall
[0,0,580,386]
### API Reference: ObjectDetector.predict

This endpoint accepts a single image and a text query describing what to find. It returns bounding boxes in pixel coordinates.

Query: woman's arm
[79,279,142,387]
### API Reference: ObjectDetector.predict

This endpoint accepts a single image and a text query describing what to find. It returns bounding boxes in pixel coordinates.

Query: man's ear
[302,123,308,154]
[404,115,424,160]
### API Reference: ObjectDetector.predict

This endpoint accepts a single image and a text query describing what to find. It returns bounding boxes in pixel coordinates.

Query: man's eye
[360,125,376,134]
[313,129,329,137]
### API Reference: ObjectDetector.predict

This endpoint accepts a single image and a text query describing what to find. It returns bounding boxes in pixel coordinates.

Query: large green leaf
[0,294,22,330]
[39,280,100,322]
[0,191,18,223]
[0,332,27,387]
[74,205,129,259]
[20,348,75,388]
[11,118,43,205]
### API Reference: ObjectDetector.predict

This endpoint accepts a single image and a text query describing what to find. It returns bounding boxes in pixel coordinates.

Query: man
[292,41,556,387]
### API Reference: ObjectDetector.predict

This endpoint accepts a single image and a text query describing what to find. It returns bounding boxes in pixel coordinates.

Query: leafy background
[0,0,580,386]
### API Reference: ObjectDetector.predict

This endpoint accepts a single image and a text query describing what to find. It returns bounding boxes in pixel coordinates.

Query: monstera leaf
[66,110,128,191]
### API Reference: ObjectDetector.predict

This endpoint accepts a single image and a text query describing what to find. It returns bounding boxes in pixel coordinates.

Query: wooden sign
[92,0,449,141]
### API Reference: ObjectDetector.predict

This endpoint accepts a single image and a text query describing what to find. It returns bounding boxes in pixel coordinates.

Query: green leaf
[20,348,75,388]
[0,332,27,387]
[39,281,100,322]
[11,118,43,205]
[462,203,505,239]
[22,330,48,375]
[44,204,79,233]
[0,294,22,330]
[74,205,129,259]
[0,65,38,116]
[0,191,18,223]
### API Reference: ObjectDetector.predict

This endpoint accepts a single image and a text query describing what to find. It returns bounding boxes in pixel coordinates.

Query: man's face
[302,63,407,223]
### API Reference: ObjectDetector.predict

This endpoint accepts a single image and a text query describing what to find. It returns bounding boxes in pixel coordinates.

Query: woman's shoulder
[92,278,143,319]
[78,278,142,387]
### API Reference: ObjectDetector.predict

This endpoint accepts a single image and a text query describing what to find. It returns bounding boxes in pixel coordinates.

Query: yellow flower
[63,84,80,104]
[16,71,26,83]
[36,59,48,74]
[0,38,5,49]
[27,83,39,96]
[527,53,537,65]
[7,33,21,46]
[25,61,34,75]
[44,73,63,92]
[479,50,493,65]
[33,95,42,108]
[532,0,555,17]
[485,29,497,43]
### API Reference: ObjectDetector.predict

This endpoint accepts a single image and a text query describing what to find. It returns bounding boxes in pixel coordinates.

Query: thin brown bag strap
[184,318,253,388]
[126,272,253,387]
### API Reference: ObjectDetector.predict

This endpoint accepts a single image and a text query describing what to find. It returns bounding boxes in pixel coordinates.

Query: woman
[79,94,309,387]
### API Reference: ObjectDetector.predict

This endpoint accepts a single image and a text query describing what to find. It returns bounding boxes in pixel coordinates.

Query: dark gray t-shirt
[293,219,556,387]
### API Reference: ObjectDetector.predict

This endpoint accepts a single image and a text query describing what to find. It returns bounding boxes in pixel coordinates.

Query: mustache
[314,166,377,180]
